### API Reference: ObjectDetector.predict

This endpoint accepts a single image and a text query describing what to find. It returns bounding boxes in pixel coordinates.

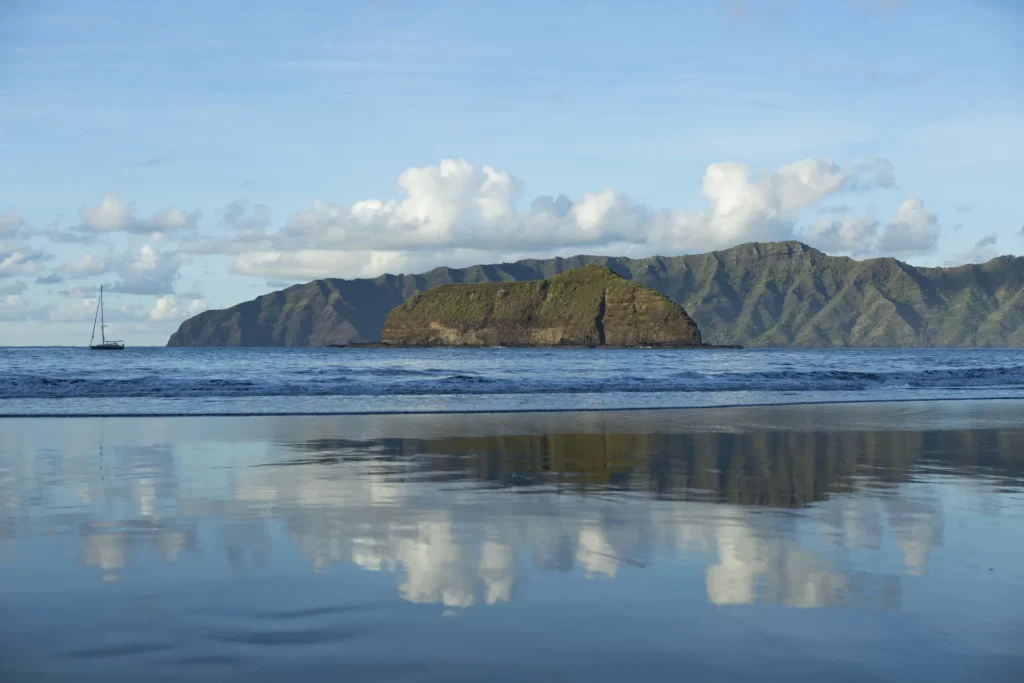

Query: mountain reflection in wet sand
[1,403,1023,681]
[224,427,1021,608]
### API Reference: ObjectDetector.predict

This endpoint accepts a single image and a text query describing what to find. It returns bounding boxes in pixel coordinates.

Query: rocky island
[379,265,704,347]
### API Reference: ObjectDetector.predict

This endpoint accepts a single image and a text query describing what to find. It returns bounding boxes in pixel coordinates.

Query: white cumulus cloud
[232,249,413,280]
[218,157,897,279]
[109,244,182,295]
[78,194,201,234]
[878,197,941,255]
[0,243,49,278]
[801,197,943,258]
[149,294,208,321]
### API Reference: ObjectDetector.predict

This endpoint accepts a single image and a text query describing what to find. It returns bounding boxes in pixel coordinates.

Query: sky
[1,0,1022,345]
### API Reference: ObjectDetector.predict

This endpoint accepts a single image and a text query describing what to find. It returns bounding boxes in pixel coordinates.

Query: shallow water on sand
[2,402,1023,682]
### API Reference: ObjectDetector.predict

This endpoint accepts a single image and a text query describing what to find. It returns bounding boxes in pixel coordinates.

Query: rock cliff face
[379,265,702,347]
[168,241,1024,347]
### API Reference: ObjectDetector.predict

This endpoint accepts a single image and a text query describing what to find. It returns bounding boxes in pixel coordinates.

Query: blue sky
[1,0,1022,345]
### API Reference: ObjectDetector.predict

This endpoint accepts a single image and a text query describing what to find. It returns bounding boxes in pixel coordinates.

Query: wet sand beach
[2,401,1023,682]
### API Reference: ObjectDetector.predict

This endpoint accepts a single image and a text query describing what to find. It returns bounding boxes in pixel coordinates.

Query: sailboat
[90,285,125,350]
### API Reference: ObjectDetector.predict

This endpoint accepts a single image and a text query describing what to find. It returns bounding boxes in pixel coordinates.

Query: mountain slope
[167,241,1024,347]
[380,264,703,347]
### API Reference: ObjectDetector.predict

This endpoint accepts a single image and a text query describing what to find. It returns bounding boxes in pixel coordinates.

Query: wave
[3,365,1024,400]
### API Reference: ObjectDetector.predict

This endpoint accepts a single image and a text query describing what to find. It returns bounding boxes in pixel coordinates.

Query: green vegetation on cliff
[380,265,702,347]
[167,241,1024,347]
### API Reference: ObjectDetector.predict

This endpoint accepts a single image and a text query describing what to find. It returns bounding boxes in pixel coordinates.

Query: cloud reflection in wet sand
[2,419,1021,612]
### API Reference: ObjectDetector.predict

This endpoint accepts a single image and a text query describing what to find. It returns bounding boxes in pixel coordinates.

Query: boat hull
[90,343,125,351]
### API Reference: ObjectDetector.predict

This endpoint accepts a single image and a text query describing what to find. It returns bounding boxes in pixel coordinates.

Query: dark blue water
[1,347,1023,415]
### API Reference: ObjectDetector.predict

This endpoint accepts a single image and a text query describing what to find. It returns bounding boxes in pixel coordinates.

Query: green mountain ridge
[379,265,703,347]
[167,241,1024,347]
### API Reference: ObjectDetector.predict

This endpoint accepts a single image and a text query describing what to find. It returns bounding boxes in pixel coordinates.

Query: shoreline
[2,395,1023,420]
[4,400,1024,448]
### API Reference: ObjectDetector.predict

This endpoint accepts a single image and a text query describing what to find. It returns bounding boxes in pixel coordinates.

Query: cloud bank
[192,157,909,279]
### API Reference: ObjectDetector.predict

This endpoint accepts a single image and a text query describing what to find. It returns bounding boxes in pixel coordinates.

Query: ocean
[2,346,1024,416]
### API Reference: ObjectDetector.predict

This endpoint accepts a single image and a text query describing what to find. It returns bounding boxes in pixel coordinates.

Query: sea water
[2,346,1024,416]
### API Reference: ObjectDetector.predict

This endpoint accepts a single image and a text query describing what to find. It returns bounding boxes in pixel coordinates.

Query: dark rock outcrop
[379,265,703,347]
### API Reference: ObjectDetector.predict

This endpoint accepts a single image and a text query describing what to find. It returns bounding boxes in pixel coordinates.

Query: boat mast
[99,285,106,343]
[90,286,101,346]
